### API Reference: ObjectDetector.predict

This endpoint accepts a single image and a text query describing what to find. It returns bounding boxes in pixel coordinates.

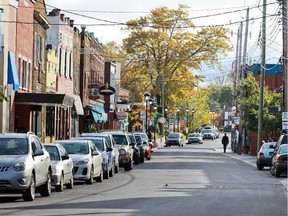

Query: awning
[8,52,19,90]
[15,92,74,107]
[69,94,84,115]
[88,105,107,122]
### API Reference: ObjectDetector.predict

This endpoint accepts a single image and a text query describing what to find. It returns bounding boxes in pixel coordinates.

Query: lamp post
[144,92,151,132]
[191,108,195,132]
[165,107,169,132]
[153,104,157,145]
[210,111,215,127]
[177,109,180,132]
[186,107,189,132]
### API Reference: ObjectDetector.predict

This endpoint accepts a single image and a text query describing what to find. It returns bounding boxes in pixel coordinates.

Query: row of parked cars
[0,130,153,201]
[256,131,288,177]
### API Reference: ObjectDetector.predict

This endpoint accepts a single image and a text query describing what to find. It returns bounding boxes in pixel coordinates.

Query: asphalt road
[0,137,287,216]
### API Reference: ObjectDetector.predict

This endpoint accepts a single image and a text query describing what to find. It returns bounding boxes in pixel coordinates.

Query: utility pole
[282,0,288,112]
[242,8,250,80]
[257,0,267,151]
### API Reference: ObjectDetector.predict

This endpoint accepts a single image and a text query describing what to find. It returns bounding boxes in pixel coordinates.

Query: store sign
[99,83,116,96]
[116,112,127,120]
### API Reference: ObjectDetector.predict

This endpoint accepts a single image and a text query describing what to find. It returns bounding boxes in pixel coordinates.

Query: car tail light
[276,156,284,163]
[259,152,264,157]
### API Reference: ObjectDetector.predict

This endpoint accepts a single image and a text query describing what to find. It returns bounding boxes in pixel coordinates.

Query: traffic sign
[158,117,166,123]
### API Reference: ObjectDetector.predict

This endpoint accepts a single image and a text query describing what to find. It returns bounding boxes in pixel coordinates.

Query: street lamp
[191,108,195,132]
[153,104,158,144]
[177,108,180,132]
[186,107,189,130]
[144,92,151,132]
[210,111,215,127]
[165,107,169,132]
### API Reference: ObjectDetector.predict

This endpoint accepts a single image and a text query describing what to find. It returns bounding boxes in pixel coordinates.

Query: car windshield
[0,138,28,155]
[45,146,60,161]
[90,139,104,151]
[112,135,128,145]
[203,129,213,133]
[262,143,275,149]
[61,142,89,154]
[135,135,141,143]
[167,133,180,138]
[279,145,288,154]
[129,135,136,143]
[281,136,287,144]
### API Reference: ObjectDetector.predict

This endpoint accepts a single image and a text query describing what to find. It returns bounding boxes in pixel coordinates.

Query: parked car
[214,128,220,139]
[270,144,288,177]
[187,133,203,144]
[202,128,215,140]
[134,134,151,160]
[275,131,288,149]
[128,133,143,164]
[75,136,113,179]
[0,132,52,201]
[80,133,120,174]
[133,132,154,150]
[56,139,103,184]
[166,133,185,147]
[104,131,133,171]
[256,142,276,170]
[44,143,74,191]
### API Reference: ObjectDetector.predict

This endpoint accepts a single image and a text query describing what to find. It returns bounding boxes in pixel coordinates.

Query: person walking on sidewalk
[221,133,229,153]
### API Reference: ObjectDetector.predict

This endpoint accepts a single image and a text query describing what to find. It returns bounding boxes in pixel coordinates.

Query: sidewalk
[214,147,288,192]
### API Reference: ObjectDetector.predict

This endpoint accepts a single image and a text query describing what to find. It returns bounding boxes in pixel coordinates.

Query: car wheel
[270,165,275,176]
[96,169,103,182]
[275,169,281,178]
[55,174,64,192]
[104,169,109,179]
[66,175,74,189]
[109,164,114,177]
[114,163,119,174]
[86,166,94,184]
[40,171,52,197]
[256,161,264,170]
[22,173,36,201]
[140,154,145,163]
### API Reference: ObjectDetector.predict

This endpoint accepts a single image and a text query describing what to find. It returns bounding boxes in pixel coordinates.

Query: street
[0,136,287,216]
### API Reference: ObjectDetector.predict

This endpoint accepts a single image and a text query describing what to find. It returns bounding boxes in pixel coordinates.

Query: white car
[57,140,103,184]
[44,143,74,191]
[0,132,52,201]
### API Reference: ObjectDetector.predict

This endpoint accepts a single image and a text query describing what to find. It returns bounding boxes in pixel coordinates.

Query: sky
[45,0,283,85]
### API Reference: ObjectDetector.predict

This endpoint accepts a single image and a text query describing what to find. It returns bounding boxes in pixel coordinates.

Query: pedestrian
[221,133,229,153]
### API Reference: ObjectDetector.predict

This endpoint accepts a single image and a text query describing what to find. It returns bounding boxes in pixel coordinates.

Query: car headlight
[76,159,90,165]
[13,161,26,172]
[119,149,126,155]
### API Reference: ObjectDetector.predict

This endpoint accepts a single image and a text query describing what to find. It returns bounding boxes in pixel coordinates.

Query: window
[59,48,62,75]
[69,52,72,79]
[27,63,31,90]
[34,33,37,68]
[18,57,21,86]
[64,51,67,78]
[22,60,27,88]
[41,38,45,71]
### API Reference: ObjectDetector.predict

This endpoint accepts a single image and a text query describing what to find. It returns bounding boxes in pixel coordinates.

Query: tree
[0,85,7,102]
[238,72,282,134]
[120,4,231,105]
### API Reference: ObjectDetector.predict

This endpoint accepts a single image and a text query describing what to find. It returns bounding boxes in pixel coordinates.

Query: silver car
[44,143,74,191]
[0,132,52,201]
[80,133,120,175]
[57,140,103,184]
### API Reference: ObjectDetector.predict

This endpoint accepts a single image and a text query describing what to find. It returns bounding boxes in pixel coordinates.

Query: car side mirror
[34,149,44,156]
[107,147,113,152]
[61,155,69,160]
[92,150,99,156]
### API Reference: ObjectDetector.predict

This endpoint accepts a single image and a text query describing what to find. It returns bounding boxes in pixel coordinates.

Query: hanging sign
[99,83,116,96]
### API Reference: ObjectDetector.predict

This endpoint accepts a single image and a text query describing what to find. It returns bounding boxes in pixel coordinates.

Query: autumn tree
[121,4,231,110]
[238,72,282,137]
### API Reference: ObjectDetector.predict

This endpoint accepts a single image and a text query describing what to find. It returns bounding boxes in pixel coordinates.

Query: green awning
[120,120,129,126]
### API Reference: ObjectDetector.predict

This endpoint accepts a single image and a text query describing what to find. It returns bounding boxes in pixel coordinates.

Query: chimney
[65,17,70,25]
[70,20,74,27]
[60,14,64,21]
[49,8,61,16]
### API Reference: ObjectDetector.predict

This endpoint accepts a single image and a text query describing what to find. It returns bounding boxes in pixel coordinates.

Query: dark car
[270,144,288,177]
[128,133,141,165]
[166,133,185,147]
[256,142,276,170]
[134,134,151,161]
[275,131,288,149]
